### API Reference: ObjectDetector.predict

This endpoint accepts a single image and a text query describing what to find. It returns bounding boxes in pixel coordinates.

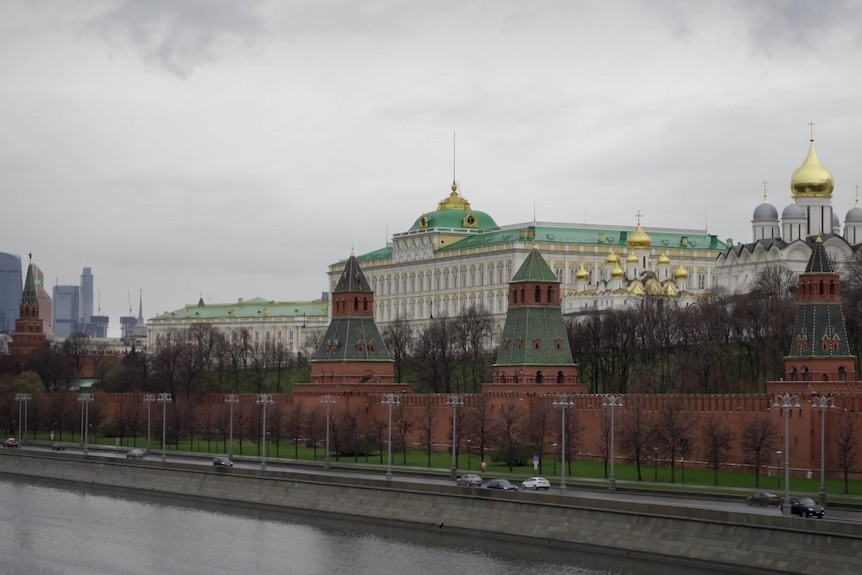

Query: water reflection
[0,477,728,575]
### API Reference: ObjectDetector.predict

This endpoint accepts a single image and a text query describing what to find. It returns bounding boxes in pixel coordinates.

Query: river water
[0,477,733,575]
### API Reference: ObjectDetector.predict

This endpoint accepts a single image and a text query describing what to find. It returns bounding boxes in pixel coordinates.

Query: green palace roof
[153,297,327,322]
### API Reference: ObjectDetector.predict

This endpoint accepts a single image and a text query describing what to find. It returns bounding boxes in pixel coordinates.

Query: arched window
[354,297,359,311]
[839,366,847,381]
[536,371,544,383]
[535,285,542,302]
[547,286,554,302]
[802,366,810,381]
[363,297,369,311]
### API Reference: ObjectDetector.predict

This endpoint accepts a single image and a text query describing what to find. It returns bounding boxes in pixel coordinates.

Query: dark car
[51,443,66,451]
[485,479,518,491]
[455,473,482,487]
[213,456,233,468]
[782,496,825,518]
[746,491,780,507]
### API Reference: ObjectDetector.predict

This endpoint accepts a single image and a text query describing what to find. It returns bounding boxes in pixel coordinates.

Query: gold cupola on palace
[575,264,590,281]
[627,224,652,249]
[791,139,834,198]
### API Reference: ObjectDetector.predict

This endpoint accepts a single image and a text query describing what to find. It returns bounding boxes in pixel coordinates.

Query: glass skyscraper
[0,252,23,334]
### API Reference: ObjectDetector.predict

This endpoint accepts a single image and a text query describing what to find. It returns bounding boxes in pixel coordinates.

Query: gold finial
[635,210,642,226]
[809,121,816,142]
[816,234,823,243]
[28,252,32,262]
[762,181,768,202]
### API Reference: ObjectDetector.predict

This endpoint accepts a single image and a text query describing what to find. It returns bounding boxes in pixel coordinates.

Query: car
[213,456,233,468]
[782,496,825,518]
[51,443,66,451]
[126,448,146,459]
[746,491,780,507]
[485,479,518,491]
[4,438,19,448]
[455,473,482,487]
[521,476,551,490]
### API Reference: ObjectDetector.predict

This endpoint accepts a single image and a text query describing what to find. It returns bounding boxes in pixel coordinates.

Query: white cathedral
[716,136,862,294]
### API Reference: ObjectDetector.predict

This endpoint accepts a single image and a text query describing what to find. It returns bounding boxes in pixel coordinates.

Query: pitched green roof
[312,318,393,363]
[495,307,574,367]
[334,253,372,293]
[22,261,38,307]
[511,248,559,283]
[805,237,834,273]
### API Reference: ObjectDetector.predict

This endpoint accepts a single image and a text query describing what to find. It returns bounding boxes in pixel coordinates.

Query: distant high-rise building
[30,264,54,336]
[80,267,93,325]
[53,284,80,337]
[0,252,23,334]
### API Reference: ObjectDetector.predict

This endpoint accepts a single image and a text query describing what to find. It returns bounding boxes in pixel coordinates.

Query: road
[14,442,862,524]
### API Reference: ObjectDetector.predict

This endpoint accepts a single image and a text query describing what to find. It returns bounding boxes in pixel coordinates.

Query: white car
[521,476,551,490]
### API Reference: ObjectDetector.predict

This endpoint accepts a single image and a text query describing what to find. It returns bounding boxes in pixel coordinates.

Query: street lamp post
[552,443,557,476]
[15,393,31,444]
[552,393,575,489]
[811,394,837,505]
[321,395,336,470]
[256,394,274,470]
[446,394,464,479]
[143,394,155,451]
[601,394,623,491]
[466,439,472,469]
[225,394,239,459]
[653,446,659,482]
[773,393,801,516]
[78,393,94,455]
[157,393,172,463]
[380,393,401,481]
[776,450,782,490]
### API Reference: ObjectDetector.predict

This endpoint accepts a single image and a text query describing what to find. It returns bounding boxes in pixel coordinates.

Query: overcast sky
[3,1,862,334]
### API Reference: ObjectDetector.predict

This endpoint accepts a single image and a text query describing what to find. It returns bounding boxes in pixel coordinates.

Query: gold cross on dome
[635,210,642,226]
[809,121,816,141]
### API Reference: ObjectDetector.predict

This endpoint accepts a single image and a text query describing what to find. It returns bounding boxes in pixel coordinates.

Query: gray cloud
[86,0,266,77]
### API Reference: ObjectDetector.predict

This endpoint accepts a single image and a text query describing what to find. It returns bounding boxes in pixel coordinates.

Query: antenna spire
[452,130,456,184]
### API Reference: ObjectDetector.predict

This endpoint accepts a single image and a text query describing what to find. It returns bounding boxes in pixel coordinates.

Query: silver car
[455,473,482,487]
[126,448,146,459]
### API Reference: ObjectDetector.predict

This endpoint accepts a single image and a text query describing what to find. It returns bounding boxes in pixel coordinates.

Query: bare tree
[412,317,458,393]
[837,410,858,494]
[740,414,780,487]
[393,401,415,465]
[286,402,305,459]
[382,316,413,383]
[655,401,695,483]
[416,395,437,467]
[701,415,734,485]
[620,402,655,481]
[493,400,525,471]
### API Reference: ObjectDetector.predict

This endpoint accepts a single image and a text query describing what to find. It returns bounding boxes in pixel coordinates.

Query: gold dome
[657,251,670,265]
[611,264,625,278]
[674,264,688,279]
[575,264,589,281]
[626,253,639,263]
[791,140,834,197]
[605,248,620,264]
[627,224,652,249]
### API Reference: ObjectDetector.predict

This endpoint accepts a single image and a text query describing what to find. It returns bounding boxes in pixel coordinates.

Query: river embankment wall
[1,451,859,575]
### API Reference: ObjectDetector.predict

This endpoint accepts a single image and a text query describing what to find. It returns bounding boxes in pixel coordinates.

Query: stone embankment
[1,451,859,575]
